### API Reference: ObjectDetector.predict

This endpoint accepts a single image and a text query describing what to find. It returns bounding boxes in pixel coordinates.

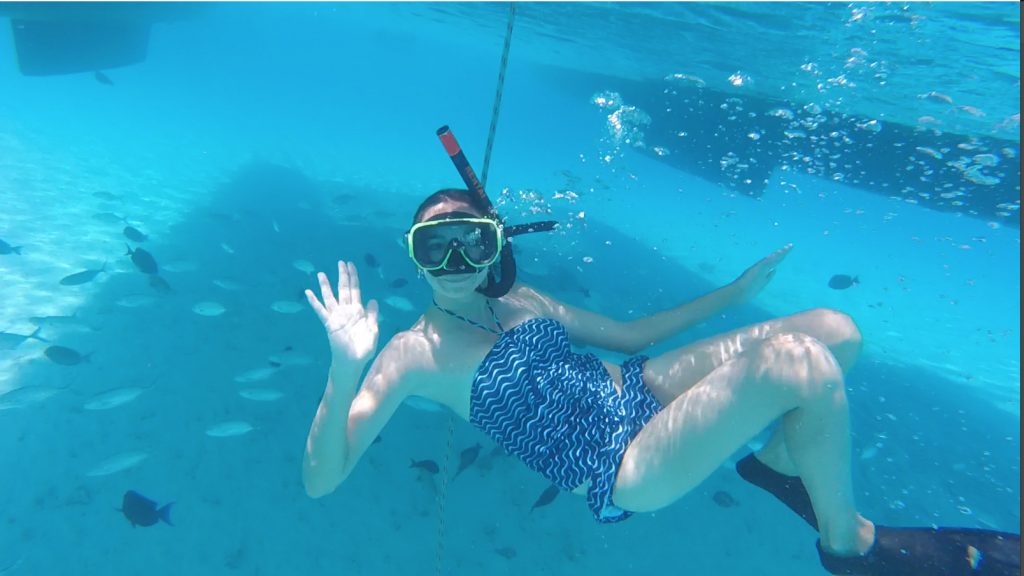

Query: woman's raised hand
[732,243,793,303]
[306,261,380,362]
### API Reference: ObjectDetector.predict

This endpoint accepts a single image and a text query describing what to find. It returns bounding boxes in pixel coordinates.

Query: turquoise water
[0,3,1018,574]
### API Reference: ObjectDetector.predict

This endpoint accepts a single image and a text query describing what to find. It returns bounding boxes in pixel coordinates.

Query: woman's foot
[817,525,1021,576]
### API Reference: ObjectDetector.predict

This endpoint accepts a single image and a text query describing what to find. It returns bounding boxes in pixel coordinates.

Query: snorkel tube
[437,125,558,298]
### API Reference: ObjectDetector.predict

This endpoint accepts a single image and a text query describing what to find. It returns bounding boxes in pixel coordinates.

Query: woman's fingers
[318,271,338,309]
[305,289,329,324]
[336,260,350,305]
[347,261,362,308]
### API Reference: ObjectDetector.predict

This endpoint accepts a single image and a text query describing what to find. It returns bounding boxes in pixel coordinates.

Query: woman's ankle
[821,515,876,556]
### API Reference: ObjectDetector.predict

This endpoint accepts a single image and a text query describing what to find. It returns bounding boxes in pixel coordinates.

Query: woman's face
[416,200,490,299]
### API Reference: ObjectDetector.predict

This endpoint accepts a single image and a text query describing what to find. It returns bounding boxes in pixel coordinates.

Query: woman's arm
[303,338,414,497]
[519,244,792,355]
[302,260,416,498]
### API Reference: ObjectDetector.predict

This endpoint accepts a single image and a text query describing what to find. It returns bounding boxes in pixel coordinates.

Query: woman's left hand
[731,243,793,303]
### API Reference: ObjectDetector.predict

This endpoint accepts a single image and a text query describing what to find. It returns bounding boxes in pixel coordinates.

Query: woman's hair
[412,188,488,225]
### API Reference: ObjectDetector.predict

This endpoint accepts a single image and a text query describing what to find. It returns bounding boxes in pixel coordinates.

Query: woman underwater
[302,185,1020,575]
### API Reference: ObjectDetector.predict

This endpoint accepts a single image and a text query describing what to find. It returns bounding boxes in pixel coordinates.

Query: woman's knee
[803,308,863,371]
[748,332,845,402]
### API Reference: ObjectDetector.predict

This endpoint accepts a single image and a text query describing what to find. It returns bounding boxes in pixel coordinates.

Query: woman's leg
[613,331,871,554]
[640,307,863,405]
[641,307,862,476]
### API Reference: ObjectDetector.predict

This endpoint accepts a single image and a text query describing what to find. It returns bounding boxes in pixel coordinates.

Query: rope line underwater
[435,4,516,576]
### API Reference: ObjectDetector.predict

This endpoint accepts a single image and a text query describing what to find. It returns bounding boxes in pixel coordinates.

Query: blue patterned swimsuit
[470,317,663,523]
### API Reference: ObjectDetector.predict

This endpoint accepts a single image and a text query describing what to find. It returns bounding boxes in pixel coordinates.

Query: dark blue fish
[712,490,738,508]
[120,490,173,527]
[454,443,482,479]
[0,238,22,255]
[389,278,408,289]
[59,263,106,286]
[123,226,148,242]
[410,459,439,475]
[94,71,113,86]
[828,274,859,290]
[0,327,48,350]
[44,345,89,366]
[530,484,560,512]
[92,191,120,201]
[363,253,379,268]
[92,212,127,224]
[148,274,172,294]
[125,244,158,275]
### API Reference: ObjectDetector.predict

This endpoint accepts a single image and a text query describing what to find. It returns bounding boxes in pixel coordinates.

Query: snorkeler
[302,132,1020,576]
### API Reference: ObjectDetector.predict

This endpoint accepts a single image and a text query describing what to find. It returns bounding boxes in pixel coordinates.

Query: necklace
[432,298,505,335]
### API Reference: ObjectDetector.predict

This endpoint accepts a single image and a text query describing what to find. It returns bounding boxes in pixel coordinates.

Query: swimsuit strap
[433,298,505,335]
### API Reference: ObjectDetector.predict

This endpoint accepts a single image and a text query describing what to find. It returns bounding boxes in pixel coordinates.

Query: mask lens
[410,219,500,269]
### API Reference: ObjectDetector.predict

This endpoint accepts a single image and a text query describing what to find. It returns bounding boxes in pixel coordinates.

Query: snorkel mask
[407,126,558,297]
[407,212,504,275]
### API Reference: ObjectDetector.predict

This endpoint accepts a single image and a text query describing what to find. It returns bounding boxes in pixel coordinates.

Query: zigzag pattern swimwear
[470,317,663,523]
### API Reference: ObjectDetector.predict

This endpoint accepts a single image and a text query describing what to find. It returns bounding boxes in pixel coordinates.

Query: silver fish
[0,385,66,410]
[205,421,254,437]
[83,387,148,410]
[86,452,149,477]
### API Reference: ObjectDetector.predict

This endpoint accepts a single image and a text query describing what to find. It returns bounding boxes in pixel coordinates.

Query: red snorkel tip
[437,126,461,157]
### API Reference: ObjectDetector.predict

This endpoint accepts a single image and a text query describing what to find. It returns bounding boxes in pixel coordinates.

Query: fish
[148,275,173,294]
[530,484,560,512]
[454,443,482,478]
[292,259,315,275]
[495,547,517,559]
[59,263,107,286]
[92,212,126,224]
[212,279,244,291]
[83,387,148,410]
[86,451,149,477]
[267,348,312,367]
[192,301,226,316]
[237,388,284,402]
[116,294,157,308]
[0,385,66,410]
[0,239,22,255]
[364,253,379,268]
[383,296,414,312]
[712,490,738,508]
[270,300,304,314]
[233,366,280,383]
[827,274,859,290]
[410,459,440,474]
[120,491,174,528]
[125,244,159,275]
[44,345,89,366]
[0,326,48,350]
[29,313,94,332]
[94,71,114,86]
[205,421,254,437]
[123,226,148,242]
[389,278,409,289]
[92,190,120,201]
[331,193,356,205]
[221,243,235,255]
